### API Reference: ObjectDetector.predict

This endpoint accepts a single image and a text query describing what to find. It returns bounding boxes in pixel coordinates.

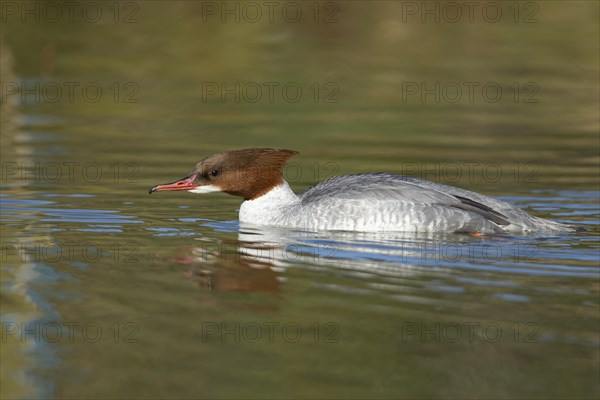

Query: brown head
[149,148,299,200]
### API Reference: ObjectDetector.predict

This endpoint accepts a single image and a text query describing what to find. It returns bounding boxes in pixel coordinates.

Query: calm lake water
[1,1,599,399]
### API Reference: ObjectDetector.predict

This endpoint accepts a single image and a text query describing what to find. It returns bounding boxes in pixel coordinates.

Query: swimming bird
[149,148,575,234]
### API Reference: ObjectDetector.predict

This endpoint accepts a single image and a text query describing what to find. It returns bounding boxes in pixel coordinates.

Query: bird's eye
[210,169,220,177]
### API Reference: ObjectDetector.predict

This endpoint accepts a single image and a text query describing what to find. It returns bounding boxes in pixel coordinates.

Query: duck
[149,148,576,234]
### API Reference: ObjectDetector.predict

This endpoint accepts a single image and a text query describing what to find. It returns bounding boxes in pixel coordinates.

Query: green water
[1,1,599,399]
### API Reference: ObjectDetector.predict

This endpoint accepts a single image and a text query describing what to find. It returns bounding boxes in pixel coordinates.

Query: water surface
[1,2,599,399]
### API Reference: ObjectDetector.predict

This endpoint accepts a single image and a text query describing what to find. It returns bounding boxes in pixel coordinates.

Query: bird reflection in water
[164,223,497,294]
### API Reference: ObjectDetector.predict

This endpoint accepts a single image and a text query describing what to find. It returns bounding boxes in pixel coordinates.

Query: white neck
[239,182,299,225]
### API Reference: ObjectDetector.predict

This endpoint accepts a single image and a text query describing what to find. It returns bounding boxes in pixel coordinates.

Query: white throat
[189,184,221,194]
[239,182,299,225]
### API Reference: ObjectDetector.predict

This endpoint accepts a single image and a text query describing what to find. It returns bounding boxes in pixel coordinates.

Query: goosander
[149,148,575,234]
